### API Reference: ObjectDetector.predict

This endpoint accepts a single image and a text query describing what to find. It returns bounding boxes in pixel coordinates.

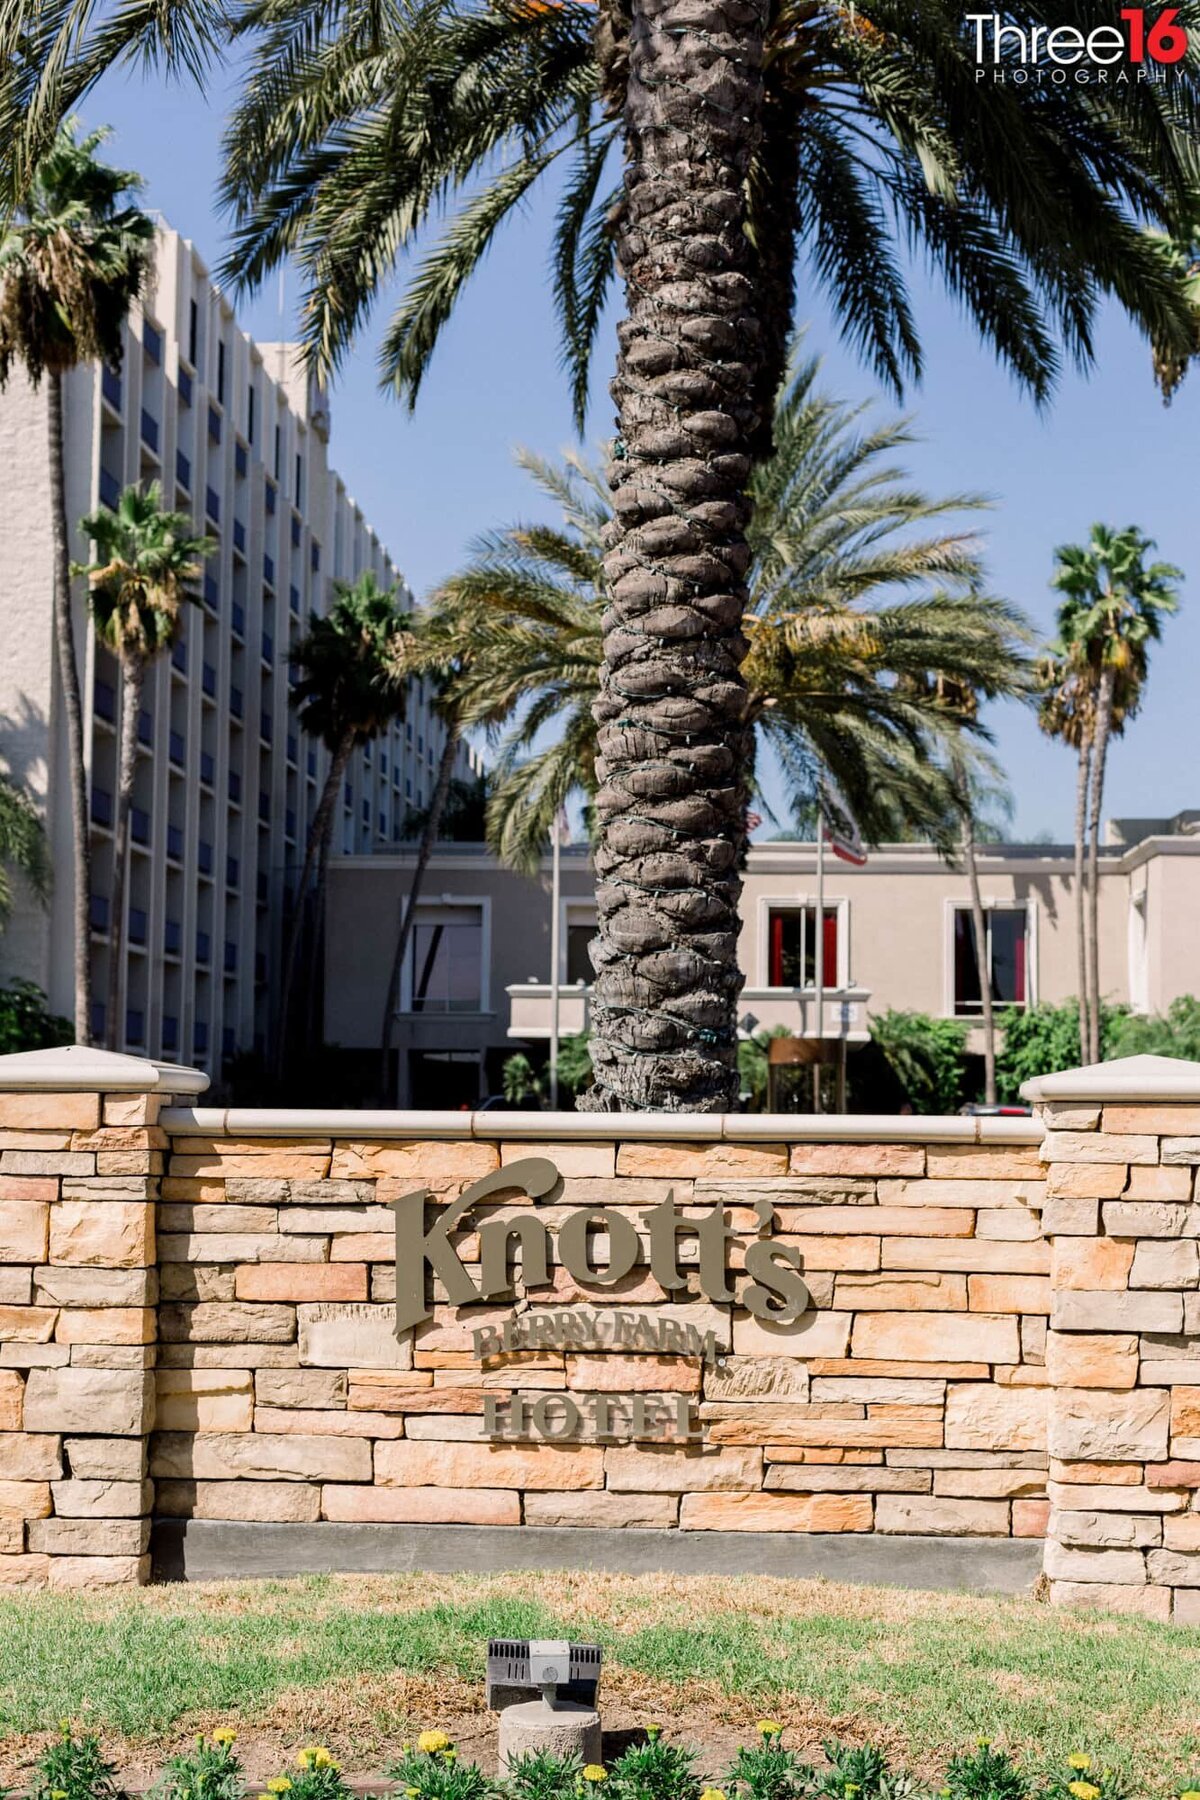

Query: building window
[295,452,304,508]
[408,905,484,1013]
[247,383,256,445]
[217,340,226,405]
[188,298,199,369]
[567,917,595,984]
[766,906,839,988]
[952,906,1029,1015]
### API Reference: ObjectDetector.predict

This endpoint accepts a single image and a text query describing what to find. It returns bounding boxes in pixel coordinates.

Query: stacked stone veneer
[0,1086,159,1587]
[144,1129,1052,1544]
[1034,1094,1200,1622]
[0,1054,1196,1617]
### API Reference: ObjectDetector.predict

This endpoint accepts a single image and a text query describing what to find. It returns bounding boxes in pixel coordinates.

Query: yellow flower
[213,1730,237,1748]
[845,1787,860,1798]
[1068,1757,1092,1773]
[583,1768,607,1784]
[266,1780,292,1794]
[406,1790,420,1797]
[756,1721,783,1739]
[1180,1790,1200,1800]
[645,1725,663,1742]
[51,1789,68,1798]
[977,1740,992,1751]
[444,1752,457,1764]
[418,1732,452,1756]
[314,1752,336,1770]
[1068,1783,1100,1800]
[700,1790,726,1800]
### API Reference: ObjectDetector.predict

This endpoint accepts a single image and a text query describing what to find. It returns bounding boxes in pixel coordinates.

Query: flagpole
[549,825,562,1110]
[813,804,825,1114]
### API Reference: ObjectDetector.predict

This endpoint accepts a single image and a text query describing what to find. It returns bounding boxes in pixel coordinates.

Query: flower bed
[15,1722,1199,1800]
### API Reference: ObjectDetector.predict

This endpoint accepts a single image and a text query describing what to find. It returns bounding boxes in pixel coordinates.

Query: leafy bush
[391,1733,494,1800]
[0,979,71,1054]
[944,1741,1030,1800]
[865,1009,969,1113]
[32,1725,127,1800]
[1107,995,1200,1062]
[725,1722,810,1800]
[995,1002,1114,1099]
[608,1730,700,1800]
[157,1733,244,1800]
[265,1748,353,1800]
[506,1750,583,1800]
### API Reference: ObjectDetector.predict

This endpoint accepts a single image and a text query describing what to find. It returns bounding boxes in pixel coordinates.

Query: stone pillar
[0,1046,206,1587]
[1026,1054,1200,1623]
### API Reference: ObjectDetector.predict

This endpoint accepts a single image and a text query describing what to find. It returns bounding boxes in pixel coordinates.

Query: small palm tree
[1042,527,1182,1064]
[280,572,411,1075]
[437,361,1031,874]
[0,120,152,1043]
[0,777,50,923]
[75,482,212,1051]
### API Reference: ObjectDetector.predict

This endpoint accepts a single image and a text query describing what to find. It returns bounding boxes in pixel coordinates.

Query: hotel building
[0,223,474,1077]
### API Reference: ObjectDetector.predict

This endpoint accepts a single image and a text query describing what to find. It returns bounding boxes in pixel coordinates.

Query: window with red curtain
[767,907,839,986]
[953,907,1027,1013]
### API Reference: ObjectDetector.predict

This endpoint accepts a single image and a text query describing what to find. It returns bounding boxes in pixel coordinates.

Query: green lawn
[0,1572,1197,1794]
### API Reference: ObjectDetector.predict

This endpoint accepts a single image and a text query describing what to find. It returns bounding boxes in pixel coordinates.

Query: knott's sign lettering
[388,1157,811,1445]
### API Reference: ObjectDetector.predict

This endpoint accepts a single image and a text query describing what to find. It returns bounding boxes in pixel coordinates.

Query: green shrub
[995,1002,1130,1100]
[0,978,71,1054]
[264,1748,353,1800]
[609,1730,701,1800]
[390,1733,494,1800]
[943,1741,1029,1800]
[157,1733,244,1800]
[1106,995,1200,1061]
[505,1750,583,1800]
[865,1010,969,1113]
[32,1725,127,1800]
[725,1722,811,1800]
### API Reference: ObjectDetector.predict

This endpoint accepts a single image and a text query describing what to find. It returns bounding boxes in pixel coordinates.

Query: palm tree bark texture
[587,0,767,1113]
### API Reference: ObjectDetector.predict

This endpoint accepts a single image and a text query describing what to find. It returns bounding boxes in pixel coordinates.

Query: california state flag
[820,784,867,866]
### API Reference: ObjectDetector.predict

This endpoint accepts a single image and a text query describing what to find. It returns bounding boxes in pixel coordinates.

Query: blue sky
[91,58,1200,843]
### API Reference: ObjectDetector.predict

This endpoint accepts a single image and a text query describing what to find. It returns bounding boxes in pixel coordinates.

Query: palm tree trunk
[1087,666,1116,1065]
[961,808,996,1107]
[379,719,461,1104]
[585,0,767,1112]
[274,731,355,1079]
[1073,737,1092,1065]
[105,654,143,1051]
[47,372,92,1043]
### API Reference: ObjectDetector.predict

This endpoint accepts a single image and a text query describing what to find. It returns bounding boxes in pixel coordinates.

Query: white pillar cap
[1022,1053,1200,1104]
[0,1045,209,1094]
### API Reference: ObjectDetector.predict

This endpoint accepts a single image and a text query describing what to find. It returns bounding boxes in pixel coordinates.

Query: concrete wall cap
[159,1106,1042,1145]
[1022,1052,1200,1104]
[0,1045,210,1095]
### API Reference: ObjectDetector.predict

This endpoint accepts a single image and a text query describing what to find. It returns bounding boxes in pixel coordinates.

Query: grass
[0,1572,1197,1793]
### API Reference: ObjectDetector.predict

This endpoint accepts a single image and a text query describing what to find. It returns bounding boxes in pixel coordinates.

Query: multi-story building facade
[325,811,1200,1106]
[0,223,474,1076]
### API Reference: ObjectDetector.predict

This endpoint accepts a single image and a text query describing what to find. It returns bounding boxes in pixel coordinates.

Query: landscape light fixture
[486,1638,603,1711]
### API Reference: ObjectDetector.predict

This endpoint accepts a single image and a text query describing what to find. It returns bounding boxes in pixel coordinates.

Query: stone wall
[1032,1080,1200,1623]
[0,1046,1196,1618]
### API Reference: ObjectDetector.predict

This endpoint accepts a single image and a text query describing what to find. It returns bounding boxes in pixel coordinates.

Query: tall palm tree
[279,571,411,1076]
[213,0,1200,440]
[220,0,1194,1112]
[1037,646,1097,1064]
[435,360,1031,872]
[0,120,152,1043]
[75,482,212,1051]
[1046,526,1181,1064]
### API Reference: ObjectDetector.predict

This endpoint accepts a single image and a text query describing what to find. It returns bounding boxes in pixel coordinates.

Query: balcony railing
[164,918,181,956]
[199,751,214,787]
[232,518,246,556]
[101,365,121,411]
[178,366,193,407]
[130,807,150,846]
[142,321,162,366]
[197,840,213,876]
[205,486,220,523]
[93,678,116,723]
[99,467,121,510]
[166,823,184,861]
[91,787,113,828]
[140,408,159,455]
[176,449,191,492]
